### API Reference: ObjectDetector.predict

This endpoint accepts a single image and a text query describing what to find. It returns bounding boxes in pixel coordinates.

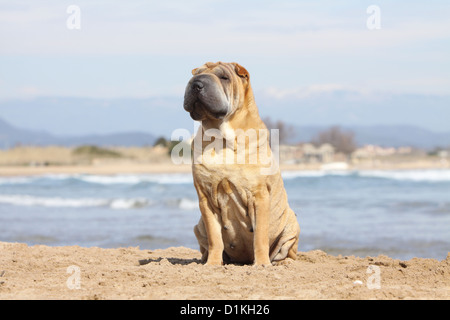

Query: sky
[0,0,449,135]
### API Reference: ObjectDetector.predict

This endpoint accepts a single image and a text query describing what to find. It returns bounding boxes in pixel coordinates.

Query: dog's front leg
[197,188,224,266]
[253,187,272,266]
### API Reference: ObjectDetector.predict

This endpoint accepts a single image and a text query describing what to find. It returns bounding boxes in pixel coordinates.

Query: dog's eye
[220,75,229,81]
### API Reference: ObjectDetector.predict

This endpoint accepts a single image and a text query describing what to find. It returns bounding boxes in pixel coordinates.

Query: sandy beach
[0,242,448,300]
[0,163,193,177]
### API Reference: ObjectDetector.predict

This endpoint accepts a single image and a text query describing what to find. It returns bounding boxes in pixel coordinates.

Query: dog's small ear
[191,67,205,75]
[232,62,250,81]
[192,62,216,75]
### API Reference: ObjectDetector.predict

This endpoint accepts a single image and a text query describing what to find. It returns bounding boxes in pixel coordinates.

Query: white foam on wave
[77,175,143,185]
[178,198,198,210]
[282,170,325,179]
[0,173,194,186]
[0,195,109,208]
[358,169,450,182]
[0,195,153,209]
[109,198,150,209]
[150,174,193,185]
[281,169,450,182]
[281,170,352,179]
[2,169,449,187]
[76,173,193,185]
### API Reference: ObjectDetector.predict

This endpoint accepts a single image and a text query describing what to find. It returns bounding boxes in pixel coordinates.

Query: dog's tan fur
[185,62,300,266]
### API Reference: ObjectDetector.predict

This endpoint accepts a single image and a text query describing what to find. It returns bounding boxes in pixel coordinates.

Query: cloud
[0,1,449,100]
[1,1,449,56]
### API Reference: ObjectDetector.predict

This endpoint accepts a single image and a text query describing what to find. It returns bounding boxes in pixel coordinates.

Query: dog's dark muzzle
[183,75,229,120]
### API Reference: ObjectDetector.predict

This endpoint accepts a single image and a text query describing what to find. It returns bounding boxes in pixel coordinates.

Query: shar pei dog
[183,61,300,266]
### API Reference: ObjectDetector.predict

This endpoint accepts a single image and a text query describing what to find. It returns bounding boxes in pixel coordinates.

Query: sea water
[0,169,449,260]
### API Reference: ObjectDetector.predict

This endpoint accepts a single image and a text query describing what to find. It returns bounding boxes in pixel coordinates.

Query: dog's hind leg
[194,220,209,263]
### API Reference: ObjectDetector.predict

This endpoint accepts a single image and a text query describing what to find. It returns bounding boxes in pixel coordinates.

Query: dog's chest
[194,164,256,226]
[213,176,256,260]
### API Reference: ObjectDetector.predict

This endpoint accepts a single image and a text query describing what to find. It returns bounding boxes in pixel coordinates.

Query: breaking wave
[0,193,202,211]
[357,169,450,182]
[282,169,450,182]
[0,195,151,209]
[0,173,193,186]
[1,170,450,188]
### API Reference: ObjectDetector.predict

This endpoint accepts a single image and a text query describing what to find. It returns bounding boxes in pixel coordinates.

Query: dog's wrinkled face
[183,62,249,121]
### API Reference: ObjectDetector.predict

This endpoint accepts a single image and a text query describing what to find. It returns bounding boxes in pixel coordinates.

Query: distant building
[438,150,448,158]
[351,144,412,161]
[302,143,334,163]
[279,145,304,164]
[280,143,335,164]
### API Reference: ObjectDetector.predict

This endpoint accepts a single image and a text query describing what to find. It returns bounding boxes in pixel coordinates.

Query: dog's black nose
[192,80,204,91]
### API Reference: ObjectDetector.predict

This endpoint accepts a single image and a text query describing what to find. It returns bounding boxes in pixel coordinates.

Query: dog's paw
[252,258,273,268]
[205,259,223,266]
[272,258,295,266]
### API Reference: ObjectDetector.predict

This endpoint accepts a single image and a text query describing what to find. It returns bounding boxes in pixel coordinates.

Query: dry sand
[0,242,448,300]
[0,160,448,177]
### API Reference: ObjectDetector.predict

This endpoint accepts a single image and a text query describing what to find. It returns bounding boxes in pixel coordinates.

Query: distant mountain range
[1,92,450,150]
[1,116,449,150]
[0,117,157,149]
[293,125,450,149]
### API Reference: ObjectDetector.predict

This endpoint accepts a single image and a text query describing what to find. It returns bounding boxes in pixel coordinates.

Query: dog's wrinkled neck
[228,85,265,131]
